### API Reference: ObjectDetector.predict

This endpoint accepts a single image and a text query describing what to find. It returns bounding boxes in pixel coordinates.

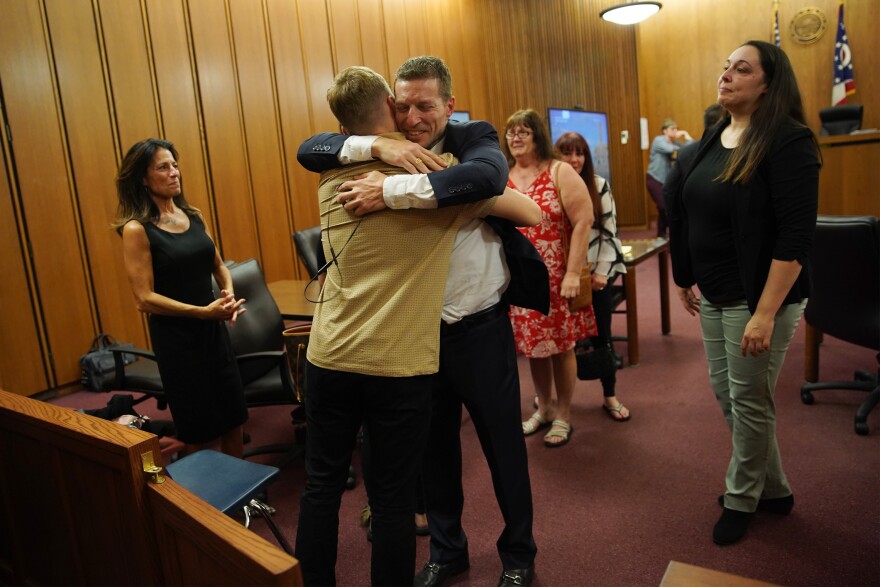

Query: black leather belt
[440,301,509,336]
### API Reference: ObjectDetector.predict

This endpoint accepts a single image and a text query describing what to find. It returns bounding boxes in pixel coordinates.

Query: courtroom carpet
[51,231,880,587]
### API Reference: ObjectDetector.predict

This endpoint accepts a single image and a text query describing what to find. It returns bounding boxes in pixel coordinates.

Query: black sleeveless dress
[143,216,247,444]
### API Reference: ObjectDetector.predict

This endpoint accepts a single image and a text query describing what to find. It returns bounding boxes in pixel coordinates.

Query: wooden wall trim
[0,106,49,393]
[0,0,97,387]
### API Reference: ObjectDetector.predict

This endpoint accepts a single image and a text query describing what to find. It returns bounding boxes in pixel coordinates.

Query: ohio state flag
[832,1,856,106]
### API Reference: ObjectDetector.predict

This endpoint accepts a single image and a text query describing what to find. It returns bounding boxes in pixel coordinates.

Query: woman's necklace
[159,209,179,226]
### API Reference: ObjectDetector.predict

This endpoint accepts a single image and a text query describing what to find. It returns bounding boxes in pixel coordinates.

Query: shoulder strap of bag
[553,160,572,265]
[89,333,115,352]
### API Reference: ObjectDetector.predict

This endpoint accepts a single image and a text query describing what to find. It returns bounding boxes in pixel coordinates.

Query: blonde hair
[327,66,393,134]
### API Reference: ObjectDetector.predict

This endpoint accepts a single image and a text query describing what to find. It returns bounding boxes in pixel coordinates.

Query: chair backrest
[818,104,863,136]
[292,225,323,278]
[805,215,880,351]
[226,259,285,384]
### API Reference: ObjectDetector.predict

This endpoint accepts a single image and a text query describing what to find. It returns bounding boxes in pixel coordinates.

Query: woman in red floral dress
[503,109,597,447]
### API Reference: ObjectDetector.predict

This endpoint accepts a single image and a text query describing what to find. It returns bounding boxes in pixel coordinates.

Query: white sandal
[522,411,551,436]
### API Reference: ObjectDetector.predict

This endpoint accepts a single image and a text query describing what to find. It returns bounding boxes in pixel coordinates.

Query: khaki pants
[700,299,806,512]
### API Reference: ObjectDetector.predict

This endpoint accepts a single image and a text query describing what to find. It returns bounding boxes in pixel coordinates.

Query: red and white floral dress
[508,165,597,359]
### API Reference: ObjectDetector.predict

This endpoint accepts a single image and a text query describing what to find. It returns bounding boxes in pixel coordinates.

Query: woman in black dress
[114,138,248,457]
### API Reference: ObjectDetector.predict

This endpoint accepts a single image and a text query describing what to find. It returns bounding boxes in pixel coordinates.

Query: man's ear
[340,125,351,135]
[446,95,456,119]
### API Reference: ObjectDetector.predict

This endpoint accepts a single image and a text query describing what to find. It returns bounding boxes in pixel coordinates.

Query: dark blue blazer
[298,120,509,206]
[297,120,549,314]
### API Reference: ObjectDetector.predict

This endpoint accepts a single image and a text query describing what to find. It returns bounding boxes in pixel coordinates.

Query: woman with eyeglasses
[503,109,596,448]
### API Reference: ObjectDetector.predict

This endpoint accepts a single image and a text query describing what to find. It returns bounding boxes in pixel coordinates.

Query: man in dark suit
[298,56,546,587]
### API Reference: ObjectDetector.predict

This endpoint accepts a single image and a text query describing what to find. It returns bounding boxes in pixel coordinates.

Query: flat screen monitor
[547,108,611,185]
[449,110,471,122]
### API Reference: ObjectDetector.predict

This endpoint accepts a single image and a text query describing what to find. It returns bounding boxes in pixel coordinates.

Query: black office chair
[800,215,880,435]
[818,104,864,136]
[293,225,323,278]
[110,348,166,408]
[291,226,357,487]
[222,259,303,460]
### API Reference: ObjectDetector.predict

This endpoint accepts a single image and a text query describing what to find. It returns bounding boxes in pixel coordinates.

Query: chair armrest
[236,350,284,362]
[112,347,156,388]
[112,347,156,361]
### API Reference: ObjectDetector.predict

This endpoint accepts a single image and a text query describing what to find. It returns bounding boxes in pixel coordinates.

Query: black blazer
[297,121,549,314]
[666,119,820,313]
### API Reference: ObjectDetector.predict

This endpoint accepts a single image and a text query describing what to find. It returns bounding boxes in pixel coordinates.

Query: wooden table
[660,561,780,587]
[267,279,317,321]
[619,238,670,366]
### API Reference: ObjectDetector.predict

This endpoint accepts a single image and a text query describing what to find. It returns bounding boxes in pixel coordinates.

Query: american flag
[832,1,856,106]
[772,1,781,48]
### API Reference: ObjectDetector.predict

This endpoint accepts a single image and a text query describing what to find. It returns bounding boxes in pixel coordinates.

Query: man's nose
[404,107,421,125]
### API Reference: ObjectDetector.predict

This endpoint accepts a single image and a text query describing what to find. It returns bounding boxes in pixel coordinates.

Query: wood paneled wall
[2,0,876,396]
[637,0,878,153]
[0,0,643,396]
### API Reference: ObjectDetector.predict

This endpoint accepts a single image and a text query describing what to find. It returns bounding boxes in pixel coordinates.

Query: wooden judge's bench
[817,130,880,216]
[0,390,301,586]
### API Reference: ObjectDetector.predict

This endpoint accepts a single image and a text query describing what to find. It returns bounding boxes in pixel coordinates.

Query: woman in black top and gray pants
[666,40,820,546]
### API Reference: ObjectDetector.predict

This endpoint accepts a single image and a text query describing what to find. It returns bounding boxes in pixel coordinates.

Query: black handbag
[79,334,137,391]
[575,342,617,381]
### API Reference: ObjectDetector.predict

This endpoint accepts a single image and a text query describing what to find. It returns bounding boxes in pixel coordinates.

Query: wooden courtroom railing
[0,390,300,586]
[817,131,880,217]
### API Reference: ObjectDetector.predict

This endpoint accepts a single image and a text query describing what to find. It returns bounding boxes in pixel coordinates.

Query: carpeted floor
[50,230,880,586]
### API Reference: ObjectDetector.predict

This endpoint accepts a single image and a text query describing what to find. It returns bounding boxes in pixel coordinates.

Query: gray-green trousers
[700,299,806,513]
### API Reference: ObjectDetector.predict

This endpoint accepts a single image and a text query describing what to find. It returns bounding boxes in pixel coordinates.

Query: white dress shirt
[338,133,509,323]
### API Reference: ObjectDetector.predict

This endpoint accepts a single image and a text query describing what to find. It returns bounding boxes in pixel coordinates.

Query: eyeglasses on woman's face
[505,129,533,139]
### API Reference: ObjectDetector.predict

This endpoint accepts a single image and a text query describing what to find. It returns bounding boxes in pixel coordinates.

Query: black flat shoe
[717,493,794,515]
[713,507,753,545]
[757,494,794,515]
[413,557,469,587]
[497,565,535,587]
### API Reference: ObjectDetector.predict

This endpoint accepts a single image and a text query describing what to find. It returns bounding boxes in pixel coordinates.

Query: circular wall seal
[790,7,827,44]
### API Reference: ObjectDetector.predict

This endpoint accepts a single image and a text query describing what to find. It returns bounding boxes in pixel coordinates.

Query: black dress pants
[589,278,618,396]
[646,174,668,237]
[295,362,432,587]
[423,304,537,570]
